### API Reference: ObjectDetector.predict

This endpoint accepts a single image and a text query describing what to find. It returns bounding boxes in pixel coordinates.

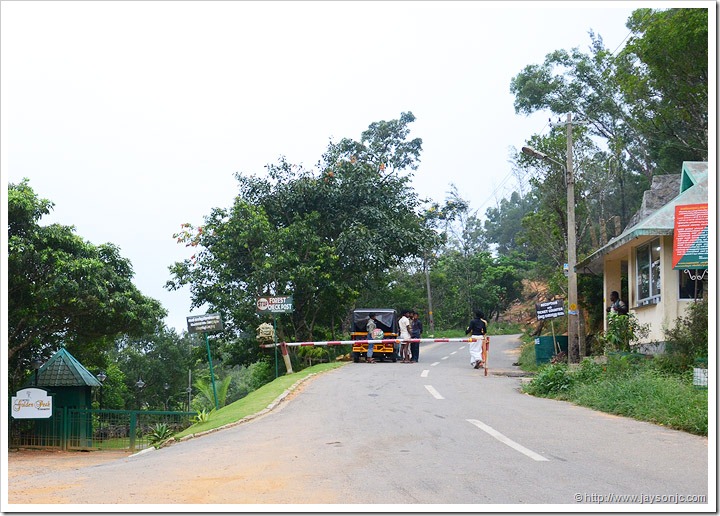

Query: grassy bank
[522,355,708,436]
[172,362,347,440]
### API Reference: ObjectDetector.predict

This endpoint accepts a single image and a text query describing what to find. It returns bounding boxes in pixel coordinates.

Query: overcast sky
[3,1,670,332]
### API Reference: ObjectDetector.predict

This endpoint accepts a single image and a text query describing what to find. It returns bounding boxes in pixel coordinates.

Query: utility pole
[565,113,580,363]
[424,252,435,336]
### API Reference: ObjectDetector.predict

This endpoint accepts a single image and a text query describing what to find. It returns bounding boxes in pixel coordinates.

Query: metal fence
[9,408,195,452]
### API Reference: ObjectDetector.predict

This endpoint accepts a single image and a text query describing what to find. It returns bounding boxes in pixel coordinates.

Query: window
[679,269,708,300]
[636,238,661,305]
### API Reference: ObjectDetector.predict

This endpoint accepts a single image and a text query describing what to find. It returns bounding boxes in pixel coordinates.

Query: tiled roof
[36,347,102,387]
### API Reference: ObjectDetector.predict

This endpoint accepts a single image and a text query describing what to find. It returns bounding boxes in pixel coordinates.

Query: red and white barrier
[259,337,483,348]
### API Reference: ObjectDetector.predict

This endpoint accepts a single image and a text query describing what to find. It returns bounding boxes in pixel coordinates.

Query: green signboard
[256,295,294,314]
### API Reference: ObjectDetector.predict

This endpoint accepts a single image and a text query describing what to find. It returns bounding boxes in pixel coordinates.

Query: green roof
[578,162,708,271]
[35,347,102,387]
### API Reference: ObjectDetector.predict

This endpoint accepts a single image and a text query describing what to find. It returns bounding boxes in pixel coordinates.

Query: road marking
[459,346,466,350]
[421,369,429,378]
[431,361,440,366]
[466,419,549,461]
[450,351,457,355]
[441,356,449,360]
[424,385,445,399]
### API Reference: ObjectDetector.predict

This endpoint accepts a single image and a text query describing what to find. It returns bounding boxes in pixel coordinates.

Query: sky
[2,0,690,333]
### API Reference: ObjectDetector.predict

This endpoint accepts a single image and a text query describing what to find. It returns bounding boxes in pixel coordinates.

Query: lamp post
[522,115,579,363]
[97,371,107,409]
[164,383,170,411]
[135,378,146,410]
[31,358,43,386]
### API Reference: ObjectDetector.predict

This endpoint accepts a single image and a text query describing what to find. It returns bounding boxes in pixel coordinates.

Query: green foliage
[657,300,708,373]
[148,423,174,448]
[597,312,650,353]
[523,363,574,397]
[193,409,211,424]
[194,375,233,410]
[573,358,603,384]
[7,179,166,391]
[166,113,434,350]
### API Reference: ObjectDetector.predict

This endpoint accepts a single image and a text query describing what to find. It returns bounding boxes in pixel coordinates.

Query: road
[6,334,710,508]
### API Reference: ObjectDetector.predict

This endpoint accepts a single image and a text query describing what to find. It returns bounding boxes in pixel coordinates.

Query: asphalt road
[7,334,710,509]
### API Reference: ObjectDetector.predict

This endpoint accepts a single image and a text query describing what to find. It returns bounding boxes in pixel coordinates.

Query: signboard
[256,295,294,314]
[11,388,52,419]
[186,313,224,334]
[535,299,565,321]
[673,204,708,269]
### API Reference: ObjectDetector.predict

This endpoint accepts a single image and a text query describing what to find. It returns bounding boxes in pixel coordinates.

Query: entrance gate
[9,407,195,452]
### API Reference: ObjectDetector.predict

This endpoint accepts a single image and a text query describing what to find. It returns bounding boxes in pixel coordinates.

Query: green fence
[9,408,195,452]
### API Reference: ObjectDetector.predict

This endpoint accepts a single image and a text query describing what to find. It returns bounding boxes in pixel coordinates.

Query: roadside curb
[158,372,321,448]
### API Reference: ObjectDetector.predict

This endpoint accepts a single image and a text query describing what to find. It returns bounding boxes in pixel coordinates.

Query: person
[410,310,423,363]
[606,291,628,315]
[465,310,487,369]
[365,313,378,363]
[398,309,412,363]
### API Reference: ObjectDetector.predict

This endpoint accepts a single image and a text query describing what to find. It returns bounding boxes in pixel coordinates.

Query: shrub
[148,423,174,447]
[597,312,650,353]
[574,358,603,384]
[662,300,708,373]
[523,363,574,397]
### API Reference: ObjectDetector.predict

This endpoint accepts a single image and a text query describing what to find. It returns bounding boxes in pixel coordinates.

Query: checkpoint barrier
[260,337,490,376]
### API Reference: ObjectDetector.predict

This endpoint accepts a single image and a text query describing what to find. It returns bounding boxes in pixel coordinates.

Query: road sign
[535,300,565,321]
[256,295,294,314]
[186,313,223,334]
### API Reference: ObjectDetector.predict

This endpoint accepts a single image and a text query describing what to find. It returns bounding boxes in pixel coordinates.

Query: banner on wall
[673,203,708,270]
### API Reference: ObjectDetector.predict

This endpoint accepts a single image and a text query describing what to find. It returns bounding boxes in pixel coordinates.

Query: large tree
[8,180,166,389]
[167,113,435,353]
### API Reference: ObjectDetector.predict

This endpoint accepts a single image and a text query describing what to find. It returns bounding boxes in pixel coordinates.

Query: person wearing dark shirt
[465,310,487,369]
[410,311,423,363]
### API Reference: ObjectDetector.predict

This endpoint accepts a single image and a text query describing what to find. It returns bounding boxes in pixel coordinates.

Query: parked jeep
[350,308,398,362]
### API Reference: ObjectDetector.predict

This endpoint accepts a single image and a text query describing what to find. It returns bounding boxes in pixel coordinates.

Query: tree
[8,180,166,390]
[616,8,708,170]
[167,113,435,358]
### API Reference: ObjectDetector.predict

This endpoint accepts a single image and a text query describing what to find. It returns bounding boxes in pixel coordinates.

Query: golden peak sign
[12,388,53,419]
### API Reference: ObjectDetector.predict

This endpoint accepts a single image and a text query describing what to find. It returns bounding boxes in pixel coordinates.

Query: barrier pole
[483,336,489,377]
[280,342,293,374]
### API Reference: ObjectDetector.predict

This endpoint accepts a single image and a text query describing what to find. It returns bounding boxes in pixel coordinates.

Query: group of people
[365,309,423,364]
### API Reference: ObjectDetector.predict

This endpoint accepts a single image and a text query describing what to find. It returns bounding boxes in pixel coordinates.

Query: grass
[522,357,708,436]
[172,362,346,439]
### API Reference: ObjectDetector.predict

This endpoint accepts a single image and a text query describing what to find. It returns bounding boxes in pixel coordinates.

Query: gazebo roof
[35,347,102,387]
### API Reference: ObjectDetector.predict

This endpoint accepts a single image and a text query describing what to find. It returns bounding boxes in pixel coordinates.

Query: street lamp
[521,121,579,363]
[164,383,170,411]
[135,378,146,410]
[97,371,107,409]
[31,358,43,386]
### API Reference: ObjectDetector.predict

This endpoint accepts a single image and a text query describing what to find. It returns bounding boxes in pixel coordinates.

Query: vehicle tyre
[353,351,360,363]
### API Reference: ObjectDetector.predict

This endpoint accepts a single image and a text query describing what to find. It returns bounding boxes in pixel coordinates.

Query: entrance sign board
[187,313,223,334]
[535,299,565,321]
[256,295,294,314]
[673,203,708,270]
[12,388,53,419]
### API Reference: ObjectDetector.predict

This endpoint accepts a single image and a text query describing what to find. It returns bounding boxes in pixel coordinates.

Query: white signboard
[11,388,53,419]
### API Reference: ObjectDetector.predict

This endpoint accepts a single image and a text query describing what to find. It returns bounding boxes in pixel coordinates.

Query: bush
[523,363,573,397]
[148,422,174,447]
[597,312,650,353]
[662,300,708,373]
[574,358,603,384]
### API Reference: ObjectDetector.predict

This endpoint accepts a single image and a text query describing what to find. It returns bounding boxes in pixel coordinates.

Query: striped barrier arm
[259,337,483,348]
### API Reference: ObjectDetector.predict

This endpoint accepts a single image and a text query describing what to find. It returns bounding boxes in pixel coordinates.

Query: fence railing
[9,408,195,452]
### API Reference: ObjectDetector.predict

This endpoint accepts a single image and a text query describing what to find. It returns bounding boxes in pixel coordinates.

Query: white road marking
[459,346,466,350]
[450,351,457,355]
[421,369,429,378]
[441,356,449,360]
[424,385,445,399]
[466,419,549,461]
[431,362,440,366]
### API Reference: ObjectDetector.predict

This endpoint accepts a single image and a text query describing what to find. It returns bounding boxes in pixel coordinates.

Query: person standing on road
[398,309,412,363]
[410,310,423,363]
[365,313,378,363]
[465,310,487,369]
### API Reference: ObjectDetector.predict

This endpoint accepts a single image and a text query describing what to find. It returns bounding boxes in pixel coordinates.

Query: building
[578,162,709,352]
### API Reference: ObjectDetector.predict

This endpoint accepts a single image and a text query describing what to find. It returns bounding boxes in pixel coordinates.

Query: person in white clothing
[398,309,412,363]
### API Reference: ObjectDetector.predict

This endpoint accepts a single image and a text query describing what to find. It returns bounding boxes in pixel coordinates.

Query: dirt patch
[8,448,133,480]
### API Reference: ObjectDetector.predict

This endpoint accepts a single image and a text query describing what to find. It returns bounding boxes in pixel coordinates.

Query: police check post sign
[535,300,565,321]
[256,295,294,314]
[187,313,223,334]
